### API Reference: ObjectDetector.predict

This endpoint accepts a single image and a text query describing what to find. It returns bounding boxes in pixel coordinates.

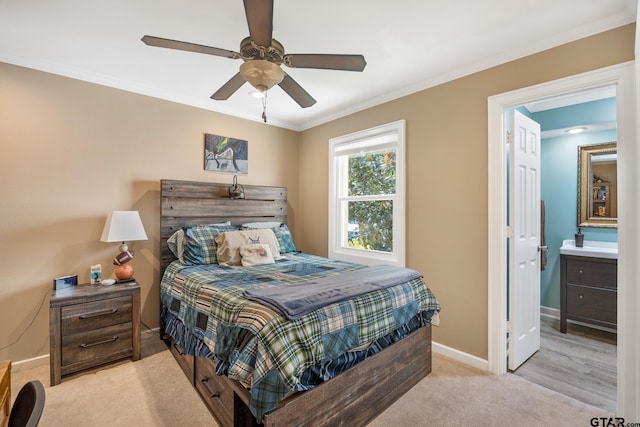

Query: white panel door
[508,110,541,371]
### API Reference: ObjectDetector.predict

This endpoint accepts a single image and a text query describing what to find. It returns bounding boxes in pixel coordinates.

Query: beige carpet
[368,356,613,427]
[11,348,613,426]
[11,349,213,427]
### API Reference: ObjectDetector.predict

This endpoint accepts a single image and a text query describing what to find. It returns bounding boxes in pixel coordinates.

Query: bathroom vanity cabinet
[560,254,617,333]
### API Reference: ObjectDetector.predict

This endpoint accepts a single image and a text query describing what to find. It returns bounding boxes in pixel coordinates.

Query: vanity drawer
[195,357,233,427]
[566,284,617,326]
[61,296,133,334]
[565,259,616,289]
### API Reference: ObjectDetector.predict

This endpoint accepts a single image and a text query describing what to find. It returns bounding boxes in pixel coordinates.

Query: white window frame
[328,120,406,267]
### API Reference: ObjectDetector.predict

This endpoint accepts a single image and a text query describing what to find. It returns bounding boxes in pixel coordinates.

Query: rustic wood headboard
[160,179,287,275]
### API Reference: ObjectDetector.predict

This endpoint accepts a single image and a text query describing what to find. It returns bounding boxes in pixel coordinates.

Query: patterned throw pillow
[271,224,298,254]
[182,224,237,265]
[240,243,275,266]
[167,229,186,263]
[215,229,281,266]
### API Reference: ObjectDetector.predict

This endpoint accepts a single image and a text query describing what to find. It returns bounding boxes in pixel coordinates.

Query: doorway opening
[487,62,635,415]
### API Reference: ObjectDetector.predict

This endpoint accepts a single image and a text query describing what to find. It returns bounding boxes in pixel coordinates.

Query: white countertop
[560,239,618,259]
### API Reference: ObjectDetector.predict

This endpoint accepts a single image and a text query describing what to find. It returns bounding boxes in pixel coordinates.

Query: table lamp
[100,211,148,281]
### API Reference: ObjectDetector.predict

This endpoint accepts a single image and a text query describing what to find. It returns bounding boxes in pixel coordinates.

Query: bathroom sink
[559,239,618,259]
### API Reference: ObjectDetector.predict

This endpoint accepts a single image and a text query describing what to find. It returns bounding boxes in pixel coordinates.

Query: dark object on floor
[8,380,45,427]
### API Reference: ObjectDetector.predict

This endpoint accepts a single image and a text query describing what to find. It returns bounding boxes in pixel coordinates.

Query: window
[328,120,405,266]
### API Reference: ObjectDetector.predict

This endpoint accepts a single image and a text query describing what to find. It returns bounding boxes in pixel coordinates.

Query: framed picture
[53,275,78,290]
[204,133,248,174]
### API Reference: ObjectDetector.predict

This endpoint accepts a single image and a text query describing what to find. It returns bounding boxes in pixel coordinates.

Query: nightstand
[49,281,141,386]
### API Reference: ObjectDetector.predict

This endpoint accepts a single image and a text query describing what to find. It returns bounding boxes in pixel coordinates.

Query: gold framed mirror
[578,142,617,228]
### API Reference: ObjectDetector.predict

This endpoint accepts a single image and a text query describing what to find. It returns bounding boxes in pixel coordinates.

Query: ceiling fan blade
[142,35,240,59]
[211,73,246,100]
[283,54,367,72]
[278,74,316,108]
[243,0,273,48]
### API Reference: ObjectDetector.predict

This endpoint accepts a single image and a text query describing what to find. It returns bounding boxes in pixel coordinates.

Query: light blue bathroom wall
[539,129,618,309]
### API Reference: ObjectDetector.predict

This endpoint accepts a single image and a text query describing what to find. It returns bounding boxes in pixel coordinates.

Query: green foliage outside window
[347,149,396,252]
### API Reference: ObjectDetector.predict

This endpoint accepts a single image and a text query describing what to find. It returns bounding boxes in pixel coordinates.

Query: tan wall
[0,63,299,361]
[296,24,635,359]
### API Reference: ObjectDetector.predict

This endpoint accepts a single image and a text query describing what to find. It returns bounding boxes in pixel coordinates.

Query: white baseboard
[540,305,616,334]
[11,354,49,373]
[541,306,559,318]
[432,341,488,372]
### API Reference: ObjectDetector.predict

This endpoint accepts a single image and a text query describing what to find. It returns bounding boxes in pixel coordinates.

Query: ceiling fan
[142,0,367,110]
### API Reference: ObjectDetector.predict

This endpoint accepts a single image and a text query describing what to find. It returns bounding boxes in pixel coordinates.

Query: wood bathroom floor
[512,315,617,413]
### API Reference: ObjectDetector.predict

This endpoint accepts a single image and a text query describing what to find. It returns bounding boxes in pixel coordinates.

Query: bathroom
[531,91,617,319]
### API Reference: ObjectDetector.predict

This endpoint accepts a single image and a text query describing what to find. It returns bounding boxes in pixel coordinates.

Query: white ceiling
[0,0,636,131]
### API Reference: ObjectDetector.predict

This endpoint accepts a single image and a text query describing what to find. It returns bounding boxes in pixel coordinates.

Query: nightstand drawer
[61,322,133,367]
[61,296,133,334]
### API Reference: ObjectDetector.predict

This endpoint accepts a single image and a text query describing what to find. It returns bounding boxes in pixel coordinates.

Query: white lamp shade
[100,211,148,243]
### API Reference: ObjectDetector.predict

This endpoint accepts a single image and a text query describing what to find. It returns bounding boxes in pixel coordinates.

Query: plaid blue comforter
[160,253,440,420]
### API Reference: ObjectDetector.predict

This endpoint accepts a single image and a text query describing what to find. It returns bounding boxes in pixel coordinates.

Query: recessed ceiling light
[566,127,588,134]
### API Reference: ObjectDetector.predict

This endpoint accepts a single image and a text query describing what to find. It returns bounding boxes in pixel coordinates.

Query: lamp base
[115,263,134,280]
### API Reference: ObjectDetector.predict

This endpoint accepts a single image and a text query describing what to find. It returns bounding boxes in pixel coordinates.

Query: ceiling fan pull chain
[262,92,268,123]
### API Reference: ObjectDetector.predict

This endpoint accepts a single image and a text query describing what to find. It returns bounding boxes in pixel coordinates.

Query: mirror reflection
[578,142,617,228]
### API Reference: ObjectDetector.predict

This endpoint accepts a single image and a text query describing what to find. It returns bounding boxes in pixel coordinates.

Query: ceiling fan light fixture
[249,90,266,99]
[240,60,284,93]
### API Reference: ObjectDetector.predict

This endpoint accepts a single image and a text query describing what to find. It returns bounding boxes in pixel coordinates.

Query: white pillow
[215,229,281,266]
[240,243,275,266]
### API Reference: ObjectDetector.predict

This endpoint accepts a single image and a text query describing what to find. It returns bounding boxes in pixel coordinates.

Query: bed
[159,179,440,427]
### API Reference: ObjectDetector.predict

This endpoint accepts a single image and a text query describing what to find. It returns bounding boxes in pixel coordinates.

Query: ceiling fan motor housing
[240,60,284,92]
[240,37,284,63]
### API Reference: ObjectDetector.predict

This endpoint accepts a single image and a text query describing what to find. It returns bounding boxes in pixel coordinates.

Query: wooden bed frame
[160,179,432,427]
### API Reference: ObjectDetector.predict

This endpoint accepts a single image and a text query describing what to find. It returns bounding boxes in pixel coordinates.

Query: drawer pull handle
[79,308,118,319]
[579,294,584,300]
[172,343,186,355]
[200,376,221,398]
[80,336,119,348]
[578,269,584,275]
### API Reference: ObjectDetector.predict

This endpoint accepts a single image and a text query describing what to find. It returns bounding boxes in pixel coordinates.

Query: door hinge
[505,130,512,145]
[506,225,514,239]
[506,320,513,334]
